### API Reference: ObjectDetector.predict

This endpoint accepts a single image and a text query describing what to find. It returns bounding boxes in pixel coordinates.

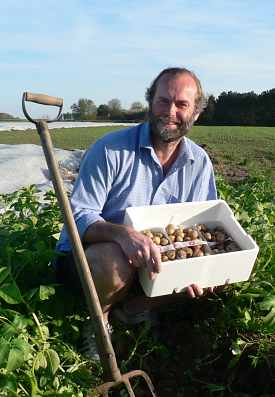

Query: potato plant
[0,186,100,396]
[0,175,274,396]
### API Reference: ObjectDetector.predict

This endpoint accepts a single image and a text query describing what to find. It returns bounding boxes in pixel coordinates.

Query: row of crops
[0,174,274,396]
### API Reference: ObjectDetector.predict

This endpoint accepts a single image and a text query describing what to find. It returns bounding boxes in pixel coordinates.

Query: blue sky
[1,0,275,117]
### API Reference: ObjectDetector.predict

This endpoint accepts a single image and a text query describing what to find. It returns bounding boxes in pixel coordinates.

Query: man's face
[149,73,200,143]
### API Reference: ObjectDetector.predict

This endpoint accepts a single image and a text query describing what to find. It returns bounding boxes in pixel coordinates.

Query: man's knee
[85,242,135,291]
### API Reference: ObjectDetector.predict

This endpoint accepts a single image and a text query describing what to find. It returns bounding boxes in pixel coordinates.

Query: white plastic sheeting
[0,121,136,131]
[0,144,84,194]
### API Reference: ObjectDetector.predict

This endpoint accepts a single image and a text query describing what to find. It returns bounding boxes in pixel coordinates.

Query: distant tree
[62,112,73,120]
[197,95,216,125]
[129,101,144,113]
[108,98,122,112]
[257,89,275,126]
[97,104,110,120]
[71,103,80,120]
[0,112,16,120]
[71,98,97,120]
[239,92,258,125]
[124,101,147,122]
[214,91,258,125]
[108,98,123,120]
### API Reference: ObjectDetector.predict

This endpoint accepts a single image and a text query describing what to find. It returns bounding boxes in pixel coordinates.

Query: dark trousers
[54,251,84,295]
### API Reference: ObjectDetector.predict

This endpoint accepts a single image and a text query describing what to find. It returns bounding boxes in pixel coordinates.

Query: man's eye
[158,99,169,105]
[177,102,188,109]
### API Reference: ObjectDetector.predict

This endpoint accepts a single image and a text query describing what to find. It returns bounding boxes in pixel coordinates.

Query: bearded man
[55,67,217,358]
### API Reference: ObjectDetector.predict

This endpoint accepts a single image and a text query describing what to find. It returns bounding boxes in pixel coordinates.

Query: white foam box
[124,200,259,297]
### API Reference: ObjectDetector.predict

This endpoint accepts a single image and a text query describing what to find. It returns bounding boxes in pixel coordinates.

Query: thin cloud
[1,0,275,115]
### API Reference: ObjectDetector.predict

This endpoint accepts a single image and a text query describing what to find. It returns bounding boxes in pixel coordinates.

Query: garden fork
[22,92,158,397]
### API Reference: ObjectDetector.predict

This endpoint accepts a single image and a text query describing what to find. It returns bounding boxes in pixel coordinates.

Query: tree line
[0,112,19,121]
[63,98,147,122]
[199,89,275,126]
[63,88,275,126]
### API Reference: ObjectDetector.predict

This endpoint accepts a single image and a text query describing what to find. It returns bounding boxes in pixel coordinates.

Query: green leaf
[1,323,18,339]
[6,347,24,372]
[0,339,10,367]
[5,338,31,372]
[259,295,275,311]
[36,324,50,341]
[0,373,17,392]
[30,216,38,225]
[207,383,226,392]
[0,267,10,284]
[34,351,48,371]
[52,232,61,240]
[53,375,60,390]
[39,375,48,388]
[262,308,275,329]
[237,210,251,222]
[0,314,32,339]
[45,349,60,375]
[39,285,55,301]
[244,310,251,324]
[12,338,32,358]
[0,280,23,304]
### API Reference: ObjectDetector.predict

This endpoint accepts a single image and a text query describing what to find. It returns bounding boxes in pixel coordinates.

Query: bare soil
[112,297,275,397]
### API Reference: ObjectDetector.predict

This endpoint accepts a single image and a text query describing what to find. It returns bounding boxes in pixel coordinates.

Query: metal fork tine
[124,379,136,397]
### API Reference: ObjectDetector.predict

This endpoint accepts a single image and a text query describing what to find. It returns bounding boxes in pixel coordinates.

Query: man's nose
[167,102,177,117]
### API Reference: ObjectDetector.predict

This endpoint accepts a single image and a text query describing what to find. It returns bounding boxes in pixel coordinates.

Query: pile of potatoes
[142,223,240,262]
[198,224,240,255]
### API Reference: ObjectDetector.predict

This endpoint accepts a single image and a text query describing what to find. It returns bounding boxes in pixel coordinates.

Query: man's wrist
[83,221,132,246]
[112,224,132,245]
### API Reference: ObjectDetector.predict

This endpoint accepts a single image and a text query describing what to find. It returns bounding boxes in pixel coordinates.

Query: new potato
[142,223,240,262]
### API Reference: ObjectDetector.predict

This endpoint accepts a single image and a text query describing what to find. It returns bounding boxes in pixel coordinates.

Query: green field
[0,124,274,396]
[0,126,123,149]
[193,125,275,172]
[1,125,275,180]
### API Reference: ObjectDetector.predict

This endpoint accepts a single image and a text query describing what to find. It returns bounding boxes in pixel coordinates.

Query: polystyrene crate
[123,200,259,297]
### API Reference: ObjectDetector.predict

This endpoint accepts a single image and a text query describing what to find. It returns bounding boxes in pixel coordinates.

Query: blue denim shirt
[57,122,217,252]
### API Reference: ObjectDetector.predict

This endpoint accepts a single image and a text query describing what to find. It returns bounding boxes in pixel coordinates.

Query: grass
[0,126,124,149]
[1,125,275,178]
[192,126,275,175]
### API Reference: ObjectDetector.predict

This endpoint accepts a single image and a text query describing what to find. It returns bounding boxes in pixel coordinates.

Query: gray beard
[149,112,196,143]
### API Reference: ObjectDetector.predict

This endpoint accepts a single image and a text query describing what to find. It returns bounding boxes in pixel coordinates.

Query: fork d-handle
[36,120,122,383]
[24,92,63,107]
[22,92,63,123]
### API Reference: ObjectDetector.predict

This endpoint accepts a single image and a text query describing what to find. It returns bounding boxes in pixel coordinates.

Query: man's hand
[185,284,217,298]
[83,222,161,279]
[116,226,161,280]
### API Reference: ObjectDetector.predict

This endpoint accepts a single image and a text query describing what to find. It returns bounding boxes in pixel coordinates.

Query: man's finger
[142,247,156,280]
[185,285,196,299]
[192,284,204,296]
[150,244,161,274]
[128,250,144,268]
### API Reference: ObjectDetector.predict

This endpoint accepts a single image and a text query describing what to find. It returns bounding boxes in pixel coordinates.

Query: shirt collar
[180,137,195,163]
[139,122,152,149]
[139,122,195,163]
